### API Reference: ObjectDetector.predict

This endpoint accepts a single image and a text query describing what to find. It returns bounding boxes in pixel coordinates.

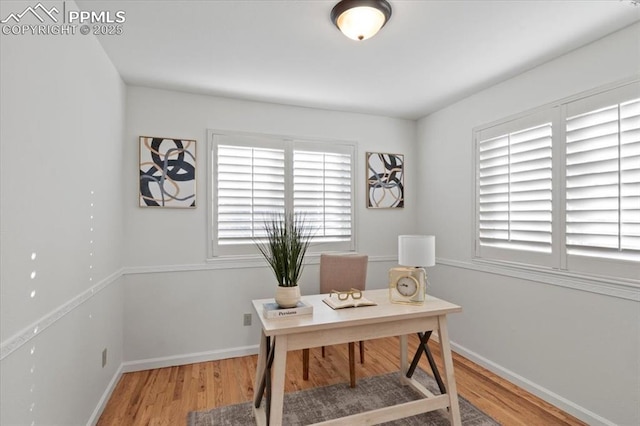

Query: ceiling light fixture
[331,0,392,41]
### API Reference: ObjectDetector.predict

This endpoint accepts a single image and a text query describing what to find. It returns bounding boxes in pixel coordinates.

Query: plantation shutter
[212,133,356,255]
[293,148,353,242]
[216,144,285,244]
[477,118,553,259]
[565,93,640,260]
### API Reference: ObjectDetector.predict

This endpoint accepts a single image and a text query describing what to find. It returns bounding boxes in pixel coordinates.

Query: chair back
[319,254,368,294]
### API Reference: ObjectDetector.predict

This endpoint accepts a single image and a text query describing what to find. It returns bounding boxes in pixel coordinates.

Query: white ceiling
[79,0,640,120]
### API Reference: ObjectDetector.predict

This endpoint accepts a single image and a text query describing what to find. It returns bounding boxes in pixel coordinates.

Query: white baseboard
[87,363,124,426]
[121,344,260,373]
[448,340,617,426]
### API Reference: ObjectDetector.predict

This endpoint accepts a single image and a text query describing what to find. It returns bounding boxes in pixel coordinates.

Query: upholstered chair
[302,253,368,388]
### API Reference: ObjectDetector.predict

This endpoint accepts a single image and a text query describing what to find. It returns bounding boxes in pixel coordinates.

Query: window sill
[124,253,394,275]
[204,251,358,269]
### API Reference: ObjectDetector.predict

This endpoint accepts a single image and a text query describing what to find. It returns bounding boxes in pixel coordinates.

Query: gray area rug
[188,369,500,425]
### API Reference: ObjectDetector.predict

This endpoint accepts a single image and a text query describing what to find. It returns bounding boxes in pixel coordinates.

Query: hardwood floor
[97,335,587,426]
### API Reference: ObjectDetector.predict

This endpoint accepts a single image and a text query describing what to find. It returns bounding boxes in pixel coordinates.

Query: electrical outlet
[243,313,252,326]
[102,348,107,368]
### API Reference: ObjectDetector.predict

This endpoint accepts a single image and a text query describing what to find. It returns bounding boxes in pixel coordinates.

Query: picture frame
[139,136,196,208]
[366,152,404,209]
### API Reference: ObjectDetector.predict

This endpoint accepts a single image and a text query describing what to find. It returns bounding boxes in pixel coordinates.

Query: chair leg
[321,346,325,357]
[359,341,365,363]
[348,342,356,388]
[302,348,309,381]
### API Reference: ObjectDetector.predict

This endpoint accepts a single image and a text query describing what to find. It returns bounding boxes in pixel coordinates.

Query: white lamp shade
[398,235,435,267]
[335,6,386,41]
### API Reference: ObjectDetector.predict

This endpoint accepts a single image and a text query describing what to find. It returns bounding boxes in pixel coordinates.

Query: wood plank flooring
[97,335,587,426]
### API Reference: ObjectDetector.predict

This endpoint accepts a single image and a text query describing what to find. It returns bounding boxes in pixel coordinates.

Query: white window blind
[565,98,640,261]
[475,81,640,281]
[216,144,285,244]
[478,122,553,254]
[293,150,352,241]
[211,132,356,256]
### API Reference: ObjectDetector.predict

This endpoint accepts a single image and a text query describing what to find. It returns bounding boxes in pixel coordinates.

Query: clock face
[388,267,425,305]
[396,276,419,297]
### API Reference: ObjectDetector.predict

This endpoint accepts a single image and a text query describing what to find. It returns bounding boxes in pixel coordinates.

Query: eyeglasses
[330,288,363,301]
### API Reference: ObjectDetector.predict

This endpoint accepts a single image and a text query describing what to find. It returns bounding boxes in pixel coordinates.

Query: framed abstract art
[366,152,404,209]
[139,136,196,208]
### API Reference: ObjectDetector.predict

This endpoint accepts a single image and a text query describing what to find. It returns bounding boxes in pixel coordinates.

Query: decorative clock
[389,266,426,305]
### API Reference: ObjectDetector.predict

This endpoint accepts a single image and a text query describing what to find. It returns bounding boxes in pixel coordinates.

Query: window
[475,81,639,280]
[216,144,285,244]
[565,96,640,261]
[293,150,353,241]
[476,109,556,268]
[478,122,553,253]
[210,131,355,257]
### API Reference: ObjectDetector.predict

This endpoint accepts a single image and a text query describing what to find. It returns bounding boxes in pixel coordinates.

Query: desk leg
[254,330,268,408]
[406,331,447,394]
[269,334,288,426]
[438,315,462,426]
[254,334,276,410]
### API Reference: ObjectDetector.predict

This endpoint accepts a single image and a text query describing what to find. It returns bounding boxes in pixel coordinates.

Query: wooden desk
[251,289,462,426]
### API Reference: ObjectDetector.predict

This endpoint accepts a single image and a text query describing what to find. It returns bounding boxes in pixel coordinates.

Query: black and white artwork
[366,152,404,208]
[139,136,196,208]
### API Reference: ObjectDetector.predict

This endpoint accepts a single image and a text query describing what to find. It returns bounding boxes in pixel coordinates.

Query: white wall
[417,23,640,426]
[122,87,417,366]
[0,1,126,423]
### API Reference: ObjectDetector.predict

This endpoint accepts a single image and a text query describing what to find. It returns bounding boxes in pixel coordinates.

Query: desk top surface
[252,289,462,336]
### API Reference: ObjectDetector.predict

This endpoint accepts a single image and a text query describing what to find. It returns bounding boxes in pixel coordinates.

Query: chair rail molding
[437,257,639,302]
[0,268,124,360]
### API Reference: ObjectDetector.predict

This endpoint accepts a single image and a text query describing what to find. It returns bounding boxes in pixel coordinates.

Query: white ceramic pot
[275,286,301,308]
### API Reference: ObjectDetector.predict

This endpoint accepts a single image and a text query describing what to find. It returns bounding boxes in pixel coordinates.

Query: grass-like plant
[255,211,314,287]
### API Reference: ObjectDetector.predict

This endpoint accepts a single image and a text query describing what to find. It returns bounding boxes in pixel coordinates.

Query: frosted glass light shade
[398,235,435,267]
[331,0,392,41]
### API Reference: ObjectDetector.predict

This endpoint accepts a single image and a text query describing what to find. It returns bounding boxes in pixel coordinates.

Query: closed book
[263,301,313,319]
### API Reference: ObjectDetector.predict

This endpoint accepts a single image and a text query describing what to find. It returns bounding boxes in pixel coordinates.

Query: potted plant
[255,211,314,308]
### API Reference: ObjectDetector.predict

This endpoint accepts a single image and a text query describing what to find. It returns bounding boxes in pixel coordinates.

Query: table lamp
[389,235,435,304]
